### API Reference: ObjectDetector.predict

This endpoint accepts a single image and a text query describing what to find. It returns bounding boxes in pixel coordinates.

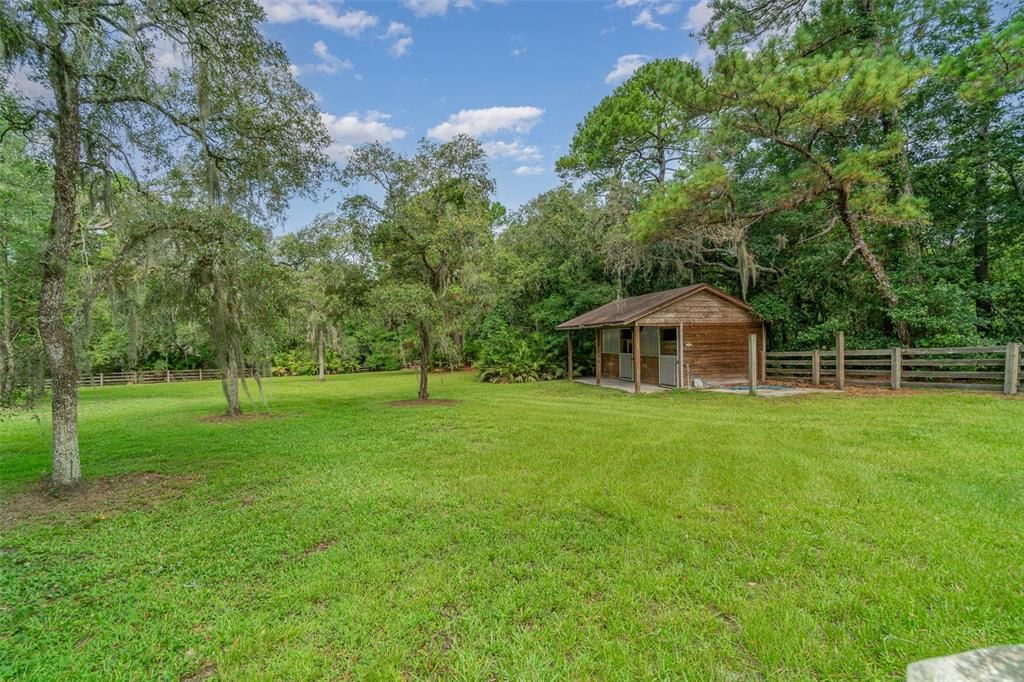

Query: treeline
[1,0,1022,485]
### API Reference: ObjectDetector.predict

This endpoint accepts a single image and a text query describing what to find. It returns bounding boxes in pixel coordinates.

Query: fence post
[812,350,821,386]
[835,331,845,390]
[1005,342,1020,395]
[99,372,104,388]
[198,368,203,381]
[166,369,171,383]
[890,347,902,390]
[748,334,758,396]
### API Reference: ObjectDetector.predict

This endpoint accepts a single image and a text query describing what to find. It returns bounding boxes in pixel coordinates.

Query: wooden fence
[45,367,255,389]
[766,340,1022,394]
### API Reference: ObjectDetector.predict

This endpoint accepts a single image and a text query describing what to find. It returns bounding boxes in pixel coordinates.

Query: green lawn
[1,372,1022,680]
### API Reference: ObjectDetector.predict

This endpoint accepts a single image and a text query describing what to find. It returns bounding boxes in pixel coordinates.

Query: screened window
[660,328,677,356]
[640,327,659,356]
[619,329,633,354]
[602,328,619,352]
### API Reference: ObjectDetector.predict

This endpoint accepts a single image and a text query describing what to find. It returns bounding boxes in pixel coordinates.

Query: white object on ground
[906,645,1024,681]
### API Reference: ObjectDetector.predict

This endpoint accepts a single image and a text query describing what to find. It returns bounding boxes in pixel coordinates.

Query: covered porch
[564,323,683,395]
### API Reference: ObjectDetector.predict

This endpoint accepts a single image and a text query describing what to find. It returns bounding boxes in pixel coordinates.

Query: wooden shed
[556,283,765,392]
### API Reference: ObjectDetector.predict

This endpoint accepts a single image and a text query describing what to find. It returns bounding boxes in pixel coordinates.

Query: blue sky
[257,0,712,232]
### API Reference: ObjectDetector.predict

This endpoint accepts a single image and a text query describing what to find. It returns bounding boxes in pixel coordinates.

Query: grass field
[1,371,1022,680]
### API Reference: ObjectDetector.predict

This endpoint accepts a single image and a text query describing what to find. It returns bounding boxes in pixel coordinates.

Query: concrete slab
[906,645,1024,681]
[574,377,837,397]
[574,376,667,394]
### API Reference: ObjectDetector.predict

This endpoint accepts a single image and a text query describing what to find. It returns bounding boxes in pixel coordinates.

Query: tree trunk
[973,118,992,324]
[40,56,82,486]
[317,330,325,382]
[417,321,430,401]
[196,46,222,204]
[1,222,14,403]
[213,277,242,416]
[220,347,242,417]
[836,186,911,345]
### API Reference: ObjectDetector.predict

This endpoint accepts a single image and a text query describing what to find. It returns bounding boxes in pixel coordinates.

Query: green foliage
[0,133,49,403]
[940,9,1024,103]
[342,136,498,396]
[557,59,706,186]
[890,282,988,348]
[475,319,562,383]
[270,348,360,377]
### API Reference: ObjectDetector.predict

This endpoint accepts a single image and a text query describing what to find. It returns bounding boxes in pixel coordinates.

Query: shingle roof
[555,283,755,330]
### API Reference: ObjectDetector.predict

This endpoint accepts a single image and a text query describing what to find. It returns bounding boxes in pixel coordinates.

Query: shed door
[618,328,633,381]
[658,328,678,387]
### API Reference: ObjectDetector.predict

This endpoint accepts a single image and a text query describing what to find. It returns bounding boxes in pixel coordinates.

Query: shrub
[475,321,562,383]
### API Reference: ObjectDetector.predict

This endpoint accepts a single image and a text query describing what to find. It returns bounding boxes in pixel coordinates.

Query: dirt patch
[387,399,460,408]
[197,412,276,424]
[708,603,739,629]
[0,472,198,529]
[302,539,335,556]
[181,661,216,681]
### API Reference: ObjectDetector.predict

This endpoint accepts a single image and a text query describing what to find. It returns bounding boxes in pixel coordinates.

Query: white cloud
[385,21,412,38]
[510,47,527,57]
[390,37,414,57]
[427,106,544,141]
[513,165,545,176]
[312,40,353,73]
[615,0,642,6]
[321,111,407,160]
[694,44,715,64]
[380,22,413,57]
[633,8,666,29]
[259,0,378,36]
[483,140,542,161]
[403,0,449,16]
[682,42,715,67]
[402,0,488,16]
[684,0,712,31]
[605,54,649,84]
[290,40,353,76]
[656,3,679,14]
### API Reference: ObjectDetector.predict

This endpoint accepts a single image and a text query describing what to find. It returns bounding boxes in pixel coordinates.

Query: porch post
[677,322,684,388]
[633,322,641,394]
[566,331,573,382]
[748,333,758,396]
[760,323,767,383]
[595,328,602,387]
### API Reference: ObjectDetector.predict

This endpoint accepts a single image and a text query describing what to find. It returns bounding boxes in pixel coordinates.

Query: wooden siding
[601,353,620,378]
[641,356,659,385]
[638,290,756,325]
[682,322,763,385]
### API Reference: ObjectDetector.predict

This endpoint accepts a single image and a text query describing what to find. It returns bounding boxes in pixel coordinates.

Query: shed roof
[555,283,756,330]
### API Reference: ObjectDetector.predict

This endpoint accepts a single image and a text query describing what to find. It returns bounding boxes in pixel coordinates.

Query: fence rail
[766,341,1022,395]
[44,368,256,389]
